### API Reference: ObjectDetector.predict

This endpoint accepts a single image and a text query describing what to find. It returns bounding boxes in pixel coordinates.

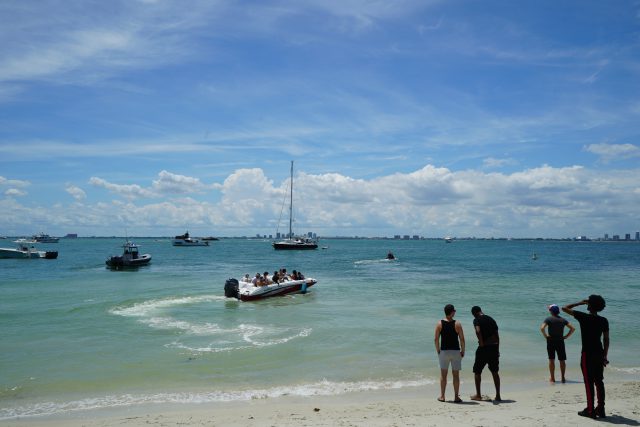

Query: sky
[1,0,639,238]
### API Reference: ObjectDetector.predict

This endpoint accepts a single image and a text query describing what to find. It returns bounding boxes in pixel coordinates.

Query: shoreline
[2,380,638,426]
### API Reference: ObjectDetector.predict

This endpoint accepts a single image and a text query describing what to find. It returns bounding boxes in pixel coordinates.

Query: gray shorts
[439,350,462,370]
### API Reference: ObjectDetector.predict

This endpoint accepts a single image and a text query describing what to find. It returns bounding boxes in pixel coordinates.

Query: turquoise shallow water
[1,238,639,419]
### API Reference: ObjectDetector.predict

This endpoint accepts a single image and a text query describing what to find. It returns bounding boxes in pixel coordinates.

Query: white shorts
[439,350,462,370]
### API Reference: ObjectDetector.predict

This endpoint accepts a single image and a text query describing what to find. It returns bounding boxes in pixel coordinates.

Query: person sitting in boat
[263,271,272,285]
[280,268,289,281]
[242,273,251,283]
[251,273,261,286]
[272,270,280,283]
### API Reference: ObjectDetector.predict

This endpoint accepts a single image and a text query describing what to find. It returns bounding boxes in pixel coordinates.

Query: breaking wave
[0,378,435,420]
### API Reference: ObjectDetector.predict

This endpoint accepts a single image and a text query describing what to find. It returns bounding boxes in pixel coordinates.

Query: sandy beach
[3,381,638,427]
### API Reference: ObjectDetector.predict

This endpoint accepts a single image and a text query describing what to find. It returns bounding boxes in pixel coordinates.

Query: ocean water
[1,238,639,419]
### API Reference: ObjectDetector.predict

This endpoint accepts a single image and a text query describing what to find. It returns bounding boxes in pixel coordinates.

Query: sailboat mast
[289,161,293,239]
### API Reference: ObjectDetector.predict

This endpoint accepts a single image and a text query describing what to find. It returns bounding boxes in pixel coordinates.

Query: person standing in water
[434,304,465,403]
[562,295,609,419]
[470,306,501,401]
[540,304,575,383]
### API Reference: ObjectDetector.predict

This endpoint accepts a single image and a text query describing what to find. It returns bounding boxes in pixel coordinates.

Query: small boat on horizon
[224,276,317,301]
[444,236,453,243]
[172,231,209,247]
[32,232,59,243]
[106,241,151,269]
[0,239,58,259]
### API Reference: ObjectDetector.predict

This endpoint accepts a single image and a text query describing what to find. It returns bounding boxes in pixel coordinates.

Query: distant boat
[32,232,59,243]
[0,239,58,259]
[172,231,209,247]
[106,241,151,269]
[201,236,219,241]
[273,161,318,250]
[532,252,538,261]
[387,251,396,260]
[444,236,453,243]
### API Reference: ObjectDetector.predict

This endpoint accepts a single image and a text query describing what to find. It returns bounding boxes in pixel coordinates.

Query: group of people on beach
[434,295,609,419]
[241,268,305,287]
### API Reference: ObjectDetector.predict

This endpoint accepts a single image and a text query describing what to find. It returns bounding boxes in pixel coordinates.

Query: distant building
[636,232,639,241]
[625,234,631,241]
[64,233,78,238]
[394,235,401,239]
[604,234,609,240]
[412,235,420,240]
[403,235,410,240]
[613,235,620,241]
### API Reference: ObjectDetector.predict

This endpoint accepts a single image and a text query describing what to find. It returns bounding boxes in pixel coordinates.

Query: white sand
[2,381,639,426]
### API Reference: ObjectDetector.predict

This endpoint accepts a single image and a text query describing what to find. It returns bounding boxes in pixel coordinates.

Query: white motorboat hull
[225,278,317,301]
[0,248,57,259]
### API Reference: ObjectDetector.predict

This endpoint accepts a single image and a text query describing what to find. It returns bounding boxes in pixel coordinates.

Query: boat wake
[0,377,435,420]
[109,295,311,352]
[354,258,397,265]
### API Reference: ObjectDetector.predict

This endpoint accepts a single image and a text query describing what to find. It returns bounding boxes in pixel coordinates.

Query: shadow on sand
[597,415,640,426]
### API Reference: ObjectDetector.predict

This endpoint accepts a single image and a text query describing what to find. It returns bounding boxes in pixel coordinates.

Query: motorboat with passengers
[224,275,317,301]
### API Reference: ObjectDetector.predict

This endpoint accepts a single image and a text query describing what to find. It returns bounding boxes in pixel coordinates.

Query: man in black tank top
[434,304,466,403]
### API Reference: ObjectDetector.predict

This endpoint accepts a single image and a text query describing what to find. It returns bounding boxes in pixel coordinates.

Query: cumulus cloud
[65,184,86,201]
[4,188,27,197]
[483,157,518,169]
[4,165,640,238]
[585,143,640,163]
[89,177,156,199]
[152,170,210,194]
[89,171,218,200]
[0,176,30,188]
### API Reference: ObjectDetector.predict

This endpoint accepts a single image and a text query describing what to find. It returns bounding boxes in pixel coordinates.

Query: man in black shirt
[470,306,501,401]
[562,295,610,419]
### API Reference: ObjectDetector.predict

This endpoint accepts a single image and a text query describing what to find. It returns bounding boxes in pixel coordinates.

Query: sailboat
[273,161,318,250]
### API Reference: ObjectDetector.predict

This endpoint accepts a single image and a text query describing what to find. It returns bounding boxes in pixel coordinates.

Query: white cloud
[0,176,30,188]
[483,157,518,169]
[585,143,640,163]
[89,177,156,200]
[88,170,219,200]
[65,184,86,201]
[0,164,632,237]
[4,188,27,197]
[152,170,210,195]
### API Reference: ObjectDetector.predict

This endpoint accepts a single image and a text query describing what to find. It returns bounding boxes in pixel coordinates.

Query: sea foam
[0,378,435,420]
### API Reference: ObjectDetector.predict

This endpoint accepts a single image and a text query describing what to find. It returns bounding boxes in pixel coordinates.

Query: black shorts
[473,345,499,374]
[547,339,567,361]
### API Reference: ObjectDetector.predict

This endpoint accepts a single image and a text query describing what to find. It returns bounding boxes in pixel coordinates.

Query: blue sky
[1,0,639,238]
